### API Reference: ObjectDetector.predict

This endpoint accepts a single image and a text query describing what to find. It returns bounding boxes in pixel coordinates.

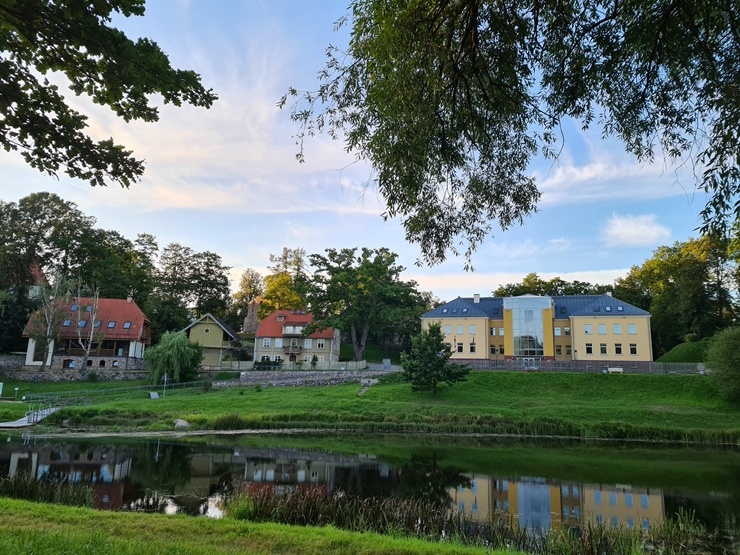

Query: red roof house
[254,310,340,367]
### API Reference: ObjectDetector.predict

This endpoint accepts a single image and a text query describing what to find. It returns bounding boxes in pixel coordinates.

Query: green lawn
[5,372,736,443]
[0,498,503,555]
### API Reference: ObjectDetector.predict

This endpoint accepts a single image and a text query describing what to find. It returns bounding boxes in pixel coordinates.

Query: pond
[1,433,738,534]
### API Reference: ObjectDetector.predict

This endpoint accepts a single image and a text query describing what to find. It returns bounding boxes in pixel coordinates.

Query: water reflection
[0,437,735,533]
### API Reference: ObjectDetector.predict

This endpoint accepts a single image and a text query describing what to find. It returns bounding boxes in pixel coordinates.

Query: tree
[23,275,68,370]
[232,268,264,321]
[259,248,309,319]
[493,273,612,297]
[144,331,203,384]
[401,323,469,397]
[282,0,740,266]
[706,326,740,404]
[307,247,422,361]
[0,0,216,188]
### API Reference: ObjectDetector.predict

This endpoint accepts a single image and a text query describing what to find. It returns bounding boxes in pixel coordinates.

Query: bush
[144,331,203,384]
[705,326,740,403]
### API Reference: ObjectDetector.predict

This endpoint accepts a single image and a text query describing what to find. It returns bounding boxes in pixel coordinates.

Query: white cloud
[601,213,671,248]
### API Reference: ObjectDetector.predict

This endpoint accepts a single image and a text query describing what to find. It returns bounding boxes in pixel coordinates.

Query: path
[0,406,60,429]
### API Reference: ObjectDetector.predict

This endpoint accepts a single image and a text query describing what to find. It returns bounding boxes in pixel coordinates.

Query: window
[564,327,571,336]
[275,338,283,348]
[498,327,504,336]
[70,304,78,311]
[94,320,102,328]
[469,324,476,334]
[573,486,579,498]
[303,355,310,362]
[628,324,636,335]
[277,315,285,321]
[563,505,570,517]
[585,343,593,354]
[594,306,601,312]
[609,492,617,506]
[107,321,116,328]
[493,308,499,314]
[625,493,633,507]
[555,327,562,336]
[605,306,612,312]
[555,345,562,356]
[457,343,463,353]
[641,495,649,509]
[274,355,282,362]
[594,491,602,505]
[445,343,452,351]
[462,308,468,313]
[78,320,87,327]
[615,343,622,355]
[611,516,619,527]
[445,325,451,334]
[469,342,476,353]
[490,345,496,355]
[561,485,569,496]
[499,344,504,355]
[456,324,463,334]
[452,308,458,313]
[261,355,270,362]
[600,343,607,355]
[618,306,624,312]
[262,338,271,348]
[203,327,210,334]
[317,339,325,349]
[630,343,638,355]
[565,345,572,356]
[285,325,293,333]
[613,324,621,334]
[85,305,93,312]
[318,356,324,362]
[442,308,448,313]
[642,518,650,530]
[304,338,312,349]
[584,324,592,334]
[598,324,606,335]
[294,326,303,334]
[63,319,72,327]
[490,327,496,336]
[123,321,131,329]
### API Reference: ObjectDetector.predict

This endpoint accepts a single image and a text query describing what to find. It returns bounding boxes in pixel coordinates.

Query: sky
[1,0,710,302]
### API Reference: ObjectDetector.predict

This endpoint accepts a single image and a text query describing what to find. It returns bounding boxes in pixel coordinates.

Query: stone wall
[0,354,24,370]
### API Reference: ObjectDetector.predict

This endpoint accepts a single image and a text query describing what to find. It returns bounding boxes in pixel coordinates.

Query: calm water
[1,434,738,531]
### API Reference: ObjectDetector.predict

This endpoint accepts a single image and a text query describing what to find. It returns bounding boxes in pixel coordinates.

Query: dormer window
[94,320,102,328]
[277,315,285,321]
[70,304,78,311]
[605,306,612,312]
[594,306,600,312]
[462,308,468,313]
[85,305,93,312]
[63,319,72,327]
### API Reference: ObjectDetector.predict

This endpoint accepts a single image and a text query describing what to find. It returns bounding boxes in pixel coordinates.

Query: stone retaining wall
[227,369,397,388]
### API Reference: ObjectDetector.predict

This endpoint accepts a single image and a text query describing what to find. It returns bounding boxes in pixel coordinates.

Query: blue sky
[2,0,708,302]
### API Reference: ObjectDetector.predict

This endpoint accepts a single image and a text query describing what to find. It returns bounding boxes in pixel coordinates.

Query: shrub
[705,326,740,403]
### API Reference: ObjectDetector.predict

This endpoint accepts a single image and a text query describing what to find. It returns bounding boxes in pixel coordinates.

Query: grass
[657,340,711,363]
[340,343,404,364]
[0,497,508,555]
[30,372,739,443]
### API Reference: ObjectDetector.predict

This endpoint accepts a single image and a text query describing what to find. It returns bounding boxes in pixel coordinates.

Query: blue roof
[422,294,648,319]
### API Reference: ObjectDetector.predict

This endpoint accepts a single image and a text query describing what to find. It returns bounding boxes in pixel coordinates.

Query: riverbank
[0,498,502,555]
[3,372,739,444]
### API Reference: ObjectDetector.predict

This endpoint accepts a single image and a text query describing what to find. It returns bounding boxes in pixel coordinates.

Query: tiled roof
[23,297,151,343]
[182,313,241,342]
[255,309,335,339]
[422,294,649,319]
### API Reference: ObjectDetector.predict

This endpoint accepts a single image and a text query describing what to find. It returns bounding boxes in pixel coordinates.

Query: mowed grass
[20,372,739,442]
[0,498,504,555]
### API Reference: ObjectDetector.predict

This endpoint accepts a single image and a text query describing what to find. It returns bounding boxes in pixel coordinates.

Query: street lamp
[162,374,168,398]
[14,388,19,400]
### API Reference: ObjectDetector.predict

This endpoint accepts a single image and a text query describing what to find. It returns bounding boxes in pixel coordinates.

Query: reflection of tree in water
[396,452,471,506]
[129,442,193,495]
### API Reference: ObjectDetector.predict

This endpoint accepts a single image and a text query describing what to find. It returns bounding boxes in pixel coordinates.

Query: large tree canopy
[283,0,740,266]
[0,0,216,187]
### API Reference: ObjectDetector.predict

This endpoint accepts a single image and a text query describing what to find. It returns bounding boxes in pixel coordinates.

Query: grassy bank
[7,372,740,443]
[0,498,504,555]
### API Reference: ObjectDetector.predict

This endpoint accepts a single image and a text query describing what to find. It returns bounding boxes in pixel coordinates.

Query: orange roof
[255,309,335,339]
[23,297,151,344]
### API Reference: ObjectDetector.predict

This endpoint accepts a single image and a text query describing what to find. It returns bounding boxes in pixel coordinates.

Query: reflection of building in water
[450,476,665,531]
[582,484,664,529]
[0,444,134,510]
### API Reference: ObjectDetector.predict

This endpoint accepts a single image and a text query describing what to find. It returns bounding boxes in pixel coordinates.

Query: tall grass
[0,472,93,506]
[226,489,738,554]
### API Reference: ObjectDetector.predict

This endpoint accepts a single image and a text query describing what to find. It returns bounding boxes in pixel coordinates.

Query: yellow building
[182,313,242,367]
[422,294,653,368]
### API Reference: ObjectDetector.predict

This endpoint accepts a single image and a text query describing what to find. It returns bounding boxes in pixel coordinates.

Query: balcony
[281,326,305,337]
[283,345,303,354]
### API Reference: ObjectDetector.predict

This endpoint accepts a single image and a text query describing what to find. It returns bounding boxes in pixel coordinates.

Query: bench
[607,367,623,374]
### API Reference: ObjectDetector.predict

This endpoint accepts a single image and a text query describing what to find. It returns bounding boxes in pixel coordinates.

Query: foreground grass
[8,372,740,443]
[0,498,502,555]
